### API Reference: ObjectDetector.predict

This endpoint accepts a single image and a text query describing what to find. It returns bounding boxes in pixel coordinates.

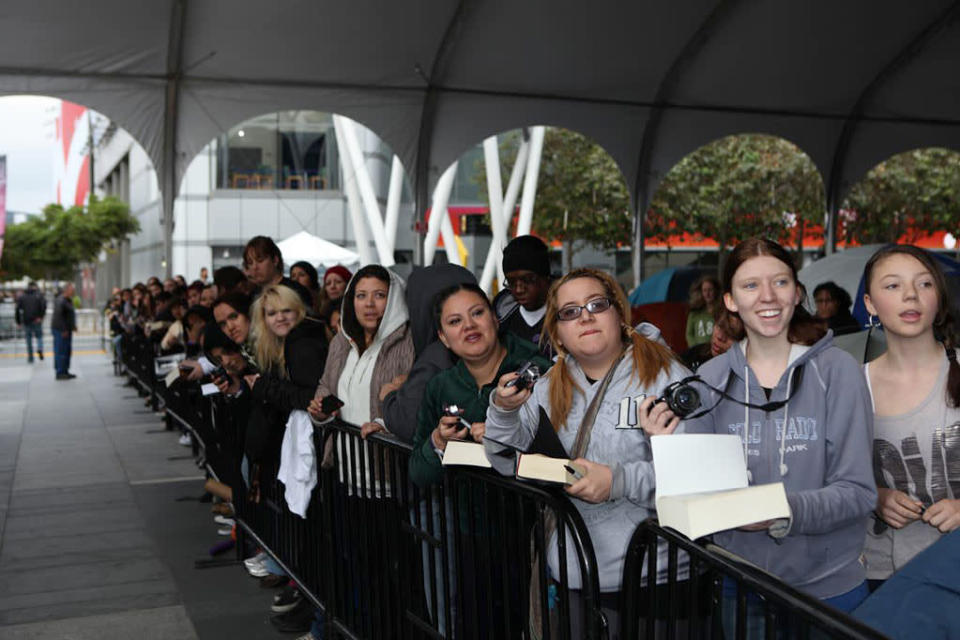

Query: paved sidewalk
[0,347,279,639]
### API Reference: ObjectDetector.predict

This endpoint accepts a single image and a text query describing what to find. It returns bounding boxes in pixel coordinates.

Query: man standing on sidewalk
[15,282,46,363]
[51,282,77,380]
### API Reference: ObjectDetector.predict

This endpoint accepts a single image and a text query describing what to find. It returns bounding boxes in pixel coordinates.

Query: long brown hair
[864,244,960,407]
[720,238,825,346]
[543,268,675,430]
[689,275,721,313]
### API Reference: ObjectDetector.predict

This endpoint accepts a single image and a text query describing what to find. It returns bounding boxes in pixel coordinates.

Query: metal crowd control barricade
[619,519,889,640]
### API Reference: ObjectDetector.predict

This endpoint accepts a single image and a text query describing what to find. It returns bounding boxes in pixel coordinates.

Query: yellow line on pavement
[0,349,106,359]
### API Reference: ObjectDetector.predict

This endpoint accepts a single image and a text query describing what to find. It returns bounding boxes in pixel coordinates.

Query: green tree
[647,134,826,268]
[1,196,139,280]
[649,134,825,271]
[476,128,634,264]
[842,148,960,245]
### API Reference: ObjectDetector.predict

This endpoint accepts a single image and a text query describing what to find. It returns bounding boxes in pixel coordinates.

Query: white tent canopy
[4,1,960,276]
[276,231,361,271]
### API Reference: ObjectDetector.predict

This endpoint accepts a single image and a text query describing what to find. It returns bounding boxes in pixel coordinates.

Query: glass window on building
[217,111,338,191]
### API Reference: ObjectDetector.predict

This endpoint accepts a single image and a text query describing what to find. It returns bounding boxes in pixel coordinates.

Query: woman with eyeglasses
[486,268,692,636]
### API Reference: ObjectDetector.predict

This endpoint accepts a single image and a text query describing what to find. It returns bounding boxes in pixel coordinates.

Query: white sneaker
[178,433,191,446]
[217,525,232,536]
[244,552,267,569]
[213,515,235,526]
[294,632,315,640]
[247,563,270,577]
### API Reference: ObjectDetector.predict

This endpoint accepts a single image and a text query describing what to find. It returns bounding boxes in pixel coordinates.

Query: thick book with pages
[651,434,790,540]
[516,454,585,486]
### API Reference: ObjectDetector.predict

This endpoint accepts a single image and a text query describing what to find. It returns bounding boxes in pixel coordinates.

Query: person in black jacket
[15,281,46,363]
[50,283,77,379]
[379,264,477,444]
[813,280,861,335]
[245,283,328,466]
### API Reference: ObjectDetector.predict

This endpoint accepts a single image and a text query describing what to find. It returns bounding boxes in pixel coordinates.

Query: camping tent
[276,231,361,271]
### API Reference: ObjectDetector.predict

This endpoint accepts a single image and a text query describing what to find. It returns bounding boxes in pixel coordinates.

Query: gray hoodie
[485,348,692,592]
[684,331,876,599]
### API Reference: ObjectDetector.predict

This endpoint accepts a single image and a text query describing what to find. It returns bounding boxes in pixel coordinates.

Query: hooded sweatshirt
[683,331,876,599]
[314,268,414,425]
[381,264,477,443]
[485,346,692,592]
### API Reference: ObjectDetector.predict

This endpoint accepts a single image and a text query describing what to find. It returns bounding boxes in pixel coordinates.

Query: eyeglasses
[556,297,614,322]
[502,274,541,290]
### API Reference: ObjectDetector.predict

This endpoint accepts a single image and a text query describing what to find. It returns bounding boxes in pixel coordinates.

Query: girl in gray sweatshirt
[645,238,876,614]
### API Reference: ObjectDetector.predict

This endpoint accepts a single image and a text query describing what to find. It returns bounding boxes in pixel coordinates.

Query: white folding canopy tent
[276,231,361,270]
[3,1,960,280]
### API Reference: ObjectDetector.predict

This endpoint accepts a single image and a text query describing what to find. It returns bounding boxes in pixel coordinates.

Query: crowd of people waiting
[103,231,959,639]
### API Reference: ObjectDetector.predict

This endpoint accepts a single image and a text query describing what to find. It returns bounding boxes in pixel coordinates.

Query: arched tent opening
[643,133,826,282]
[423,125,633,292]
[160,109,415,286]
[838,147,960,253]
[0,94,160,305]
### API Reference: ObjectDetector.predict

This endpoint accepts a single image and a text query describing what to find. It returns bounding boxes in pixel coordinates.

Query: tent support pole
[384,155,404,255]
[479,137,529,293]
[423,162,458,266]
[516,126,544,237]
[479,135,506,292]
[333,121,374,265]
[334,115,394,266]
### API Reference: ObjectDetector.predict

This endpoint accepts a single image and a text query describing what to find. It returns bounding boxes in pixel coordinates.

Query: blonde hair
[250,284,307,377]
[543,268,676,430]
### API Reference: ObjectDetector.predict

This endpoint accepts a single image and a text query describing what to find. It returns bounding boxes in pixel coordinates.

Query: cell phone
[210,365,228,381]
[179,363,194,373]
[443,404,472,433]
[321,395,345,415]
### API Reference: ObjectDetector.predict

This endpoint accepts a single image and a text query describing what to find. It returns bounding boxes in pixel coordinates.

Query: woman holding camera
[644,238,876,618]
[409,282,551,487]
[486,267,691,634]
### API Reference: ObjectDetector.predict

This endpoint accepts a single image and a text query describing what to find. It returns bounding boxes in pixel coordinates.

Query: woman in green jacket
[409,282,551,488]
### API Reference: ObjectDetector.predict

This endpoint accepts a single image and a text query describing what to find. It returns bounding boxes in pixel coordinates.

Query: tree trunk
[562,240,573,273]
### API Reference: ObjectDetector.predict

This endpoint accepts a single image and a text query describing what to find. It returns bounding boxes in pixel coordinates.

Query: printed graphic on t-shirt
[873,422,960,505]
[614,395,649,429]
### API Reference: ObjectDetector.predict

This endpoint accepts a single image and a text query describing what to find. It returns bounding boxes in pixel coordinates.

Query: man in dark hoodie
[379,264,477,444]
[16,281,46,363]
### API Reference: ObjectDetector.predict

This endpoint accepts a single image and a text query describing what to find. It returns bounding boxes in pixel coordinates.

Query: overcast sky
[0,95,60,215]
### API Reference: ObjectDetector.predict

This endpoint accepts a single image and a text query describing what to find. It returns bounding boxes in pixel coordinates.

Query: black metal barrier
[115,338,888,640]
[620,521,888,640]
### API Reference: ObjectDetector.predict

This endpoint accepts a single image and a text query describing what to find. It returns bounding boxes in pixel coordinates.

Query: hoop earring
[868,314,880,329]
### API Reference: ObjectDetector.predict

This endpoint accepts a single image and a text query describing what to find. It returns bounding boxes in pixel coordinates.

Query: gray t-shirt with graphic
[864,355,960,579]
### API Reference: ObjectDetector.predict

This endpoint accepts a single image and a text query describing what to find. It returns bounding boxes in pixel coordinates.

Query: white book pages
[441,441,492,468]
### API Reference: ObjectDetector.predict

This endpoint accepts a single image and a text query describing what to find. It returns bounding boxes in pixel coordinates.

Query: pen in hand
[564,464,584,480]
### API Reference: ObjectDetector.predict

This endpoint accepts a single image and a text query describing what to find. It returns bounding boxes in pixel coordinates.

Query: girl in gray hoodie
[486,268,692,635]
[644,238,876,621]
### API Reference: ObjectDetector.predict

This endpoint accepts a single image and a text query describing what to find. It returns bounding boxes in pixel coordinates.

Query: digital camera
[655,380,701,418]
[504,361,541,391]
[442,404,472,432]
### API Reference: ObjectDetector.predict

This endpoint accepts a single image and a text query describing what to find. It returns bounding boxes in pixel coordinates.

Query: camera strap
[682,365,805,420]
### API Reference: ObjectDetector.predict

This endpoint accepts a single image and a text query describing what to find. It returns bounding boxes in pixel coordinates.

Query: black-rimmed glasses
[556,297,614,321]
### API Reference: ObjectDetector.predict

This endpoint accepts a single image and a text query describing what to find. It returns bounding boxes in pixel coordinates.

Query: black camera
[210,365,228,381]
[656,380,701,418]
[504,361,541,391]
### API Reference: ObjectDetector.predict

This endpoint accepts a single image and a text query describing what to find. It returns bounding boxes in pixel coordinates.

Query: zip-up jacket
[683,331,876,599]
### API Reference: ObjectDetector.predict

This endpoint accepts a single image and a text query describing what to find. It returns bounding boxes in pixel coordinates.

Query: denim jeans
[52,331,72,375]
[24,322,43,360]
